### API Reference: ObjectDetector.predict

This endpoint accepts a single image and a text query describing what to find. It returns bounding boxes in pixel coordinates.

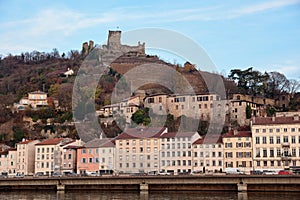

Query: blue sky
[0,0,300,79]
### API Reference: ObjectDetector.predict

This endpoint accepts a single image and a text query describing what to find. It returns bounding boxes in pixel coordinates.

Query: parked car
[158,171,171,176]
[251,170,263,175]
[86,172,98,177]
[64,172,78,177]
[0,172,8,178]
[225,168,244,175]
[14,173,24,178]
[35,172,44,177]
[52,172,62,177]
[278,170,292,175]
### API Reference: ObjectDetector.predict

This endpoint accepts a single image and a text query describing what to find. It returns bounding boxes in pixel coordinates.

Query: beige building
[115,127,167,173]
[251,115,300,171]
[160,132,200,175]
[0,149,17,175]
[223,130,253,174]
[61,145,81,174]
[193,135,223,173]
[19,91,48,109]
[35,138,82,175]
[228,94,275,126]
[16,139,40,175]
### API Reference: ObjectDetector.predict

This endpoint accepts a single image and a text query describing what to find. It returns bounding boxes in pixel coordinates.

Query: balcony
[281,142,290,148]
[281,155,292,161]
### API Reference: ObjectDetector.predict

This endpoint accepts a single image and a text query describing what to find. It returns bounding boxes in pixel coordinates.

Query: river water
[0,190,299,200]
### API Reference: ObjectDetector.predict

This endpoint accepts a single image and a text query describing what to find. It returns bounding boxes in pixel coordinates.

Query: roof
[83,138,115,148]
[29,90,47,95]
[18,140,36,145]
[193,134,223,145]
[63,145,81,150]
[159,132,198,138]
[252,116,300,125]
[223,131,252,138]
[116,127,167,140]
[36,138,64,146]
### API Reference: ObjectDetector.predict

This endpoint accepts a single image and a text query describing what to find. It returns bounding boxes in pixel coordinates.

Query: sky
[0,0,300,80]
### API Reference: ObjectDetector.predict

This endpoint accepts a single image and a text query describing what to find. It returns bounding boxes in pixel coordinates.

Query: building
[77,138,115,175]
[193,135,223,173]
[17,91,48,109]
[251,115,300,171]
[159,132,200,175]
[16,139,40,175]
[0,148,17,176]
[228,94,275,126]
[61,145,81,174]
[34,138,82,175]
[115,127,167,174]
[223,130,253,174]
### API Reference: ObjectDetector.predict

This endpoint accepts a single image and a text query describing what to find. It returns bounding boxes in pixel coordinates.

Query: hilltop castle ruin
[82,30,145,55]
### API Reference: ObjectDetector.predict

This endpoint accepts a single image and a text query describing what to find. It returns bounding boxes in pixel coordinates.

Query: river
[0,190,299,200]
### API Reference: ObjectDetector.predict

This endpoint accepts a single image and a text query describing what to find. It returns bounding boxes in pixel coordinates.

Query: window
[257,161,260,167]
[291,128,295,132]
[262,137,267,144]
[256,148,260,157]
[269,137,274,144]
[270,148,274,157]
[276,136,280,144]
[292,136,296,144]
[277,148,281,157]
[81,158,86,163]
[292,148,296,156]
[269,129,273,133]
[256,137,260,144]
[263,149,267,157]
[89,158,93,163]
[262,129,266,133]
[284,128,288,132]
[255,129,259,133]
[284,136,288,143]
[276,128,280,132]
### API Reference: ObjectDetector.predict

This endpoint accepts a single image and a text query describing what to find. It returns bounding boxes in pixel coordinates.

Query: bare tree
[288,79,300,97]
[267,71,289,98]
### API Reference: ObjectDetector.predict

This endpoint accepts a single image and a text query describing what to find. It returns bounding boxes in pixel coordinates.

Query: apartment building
[115,127,167,173]
[223,130,253,174]
[0,149,17,175]
[77,138,115,175]
[16,139,40,175]
[159,132,200,175]
[193,135,223,173]
[251,115,300,171]
[35,138,81,175]
[61,145,81,174]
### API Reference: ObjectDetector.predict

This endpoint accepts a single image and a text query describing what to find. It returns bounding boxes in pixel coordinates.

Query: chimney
[272,116,276,122]
[294,115,299,121]
[233,129,238,136]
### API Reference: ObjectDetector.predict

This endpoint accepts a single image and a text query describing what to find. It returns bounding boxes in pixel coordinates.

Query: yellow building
[223,130,253,174]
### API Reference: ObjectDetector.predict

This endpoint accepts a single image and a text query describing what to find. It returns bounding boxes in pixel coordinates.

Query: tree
[266,71,289,98]
[287,79,300,96]
[246,105,252,119]
[131,108,151,126]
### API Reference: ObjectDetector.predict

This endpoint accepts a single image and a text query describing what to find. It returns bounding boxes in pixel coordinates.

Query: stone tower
[107,30,121,49]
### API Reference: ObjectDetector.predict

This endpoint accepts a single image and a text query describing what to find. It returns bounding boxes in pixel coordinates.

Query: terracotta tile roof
[223,131,252,138]
[159,132,198,138]
[36,138,64,145]
[18,140,36,145]
[84,138,115,148]
[252,116,300,125]
[116,127,167,140]
[193,134,223,145]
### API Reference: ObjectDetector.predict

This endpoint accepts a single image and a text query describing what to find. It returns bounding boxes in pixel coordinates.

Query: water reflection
[0,190,299,200]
